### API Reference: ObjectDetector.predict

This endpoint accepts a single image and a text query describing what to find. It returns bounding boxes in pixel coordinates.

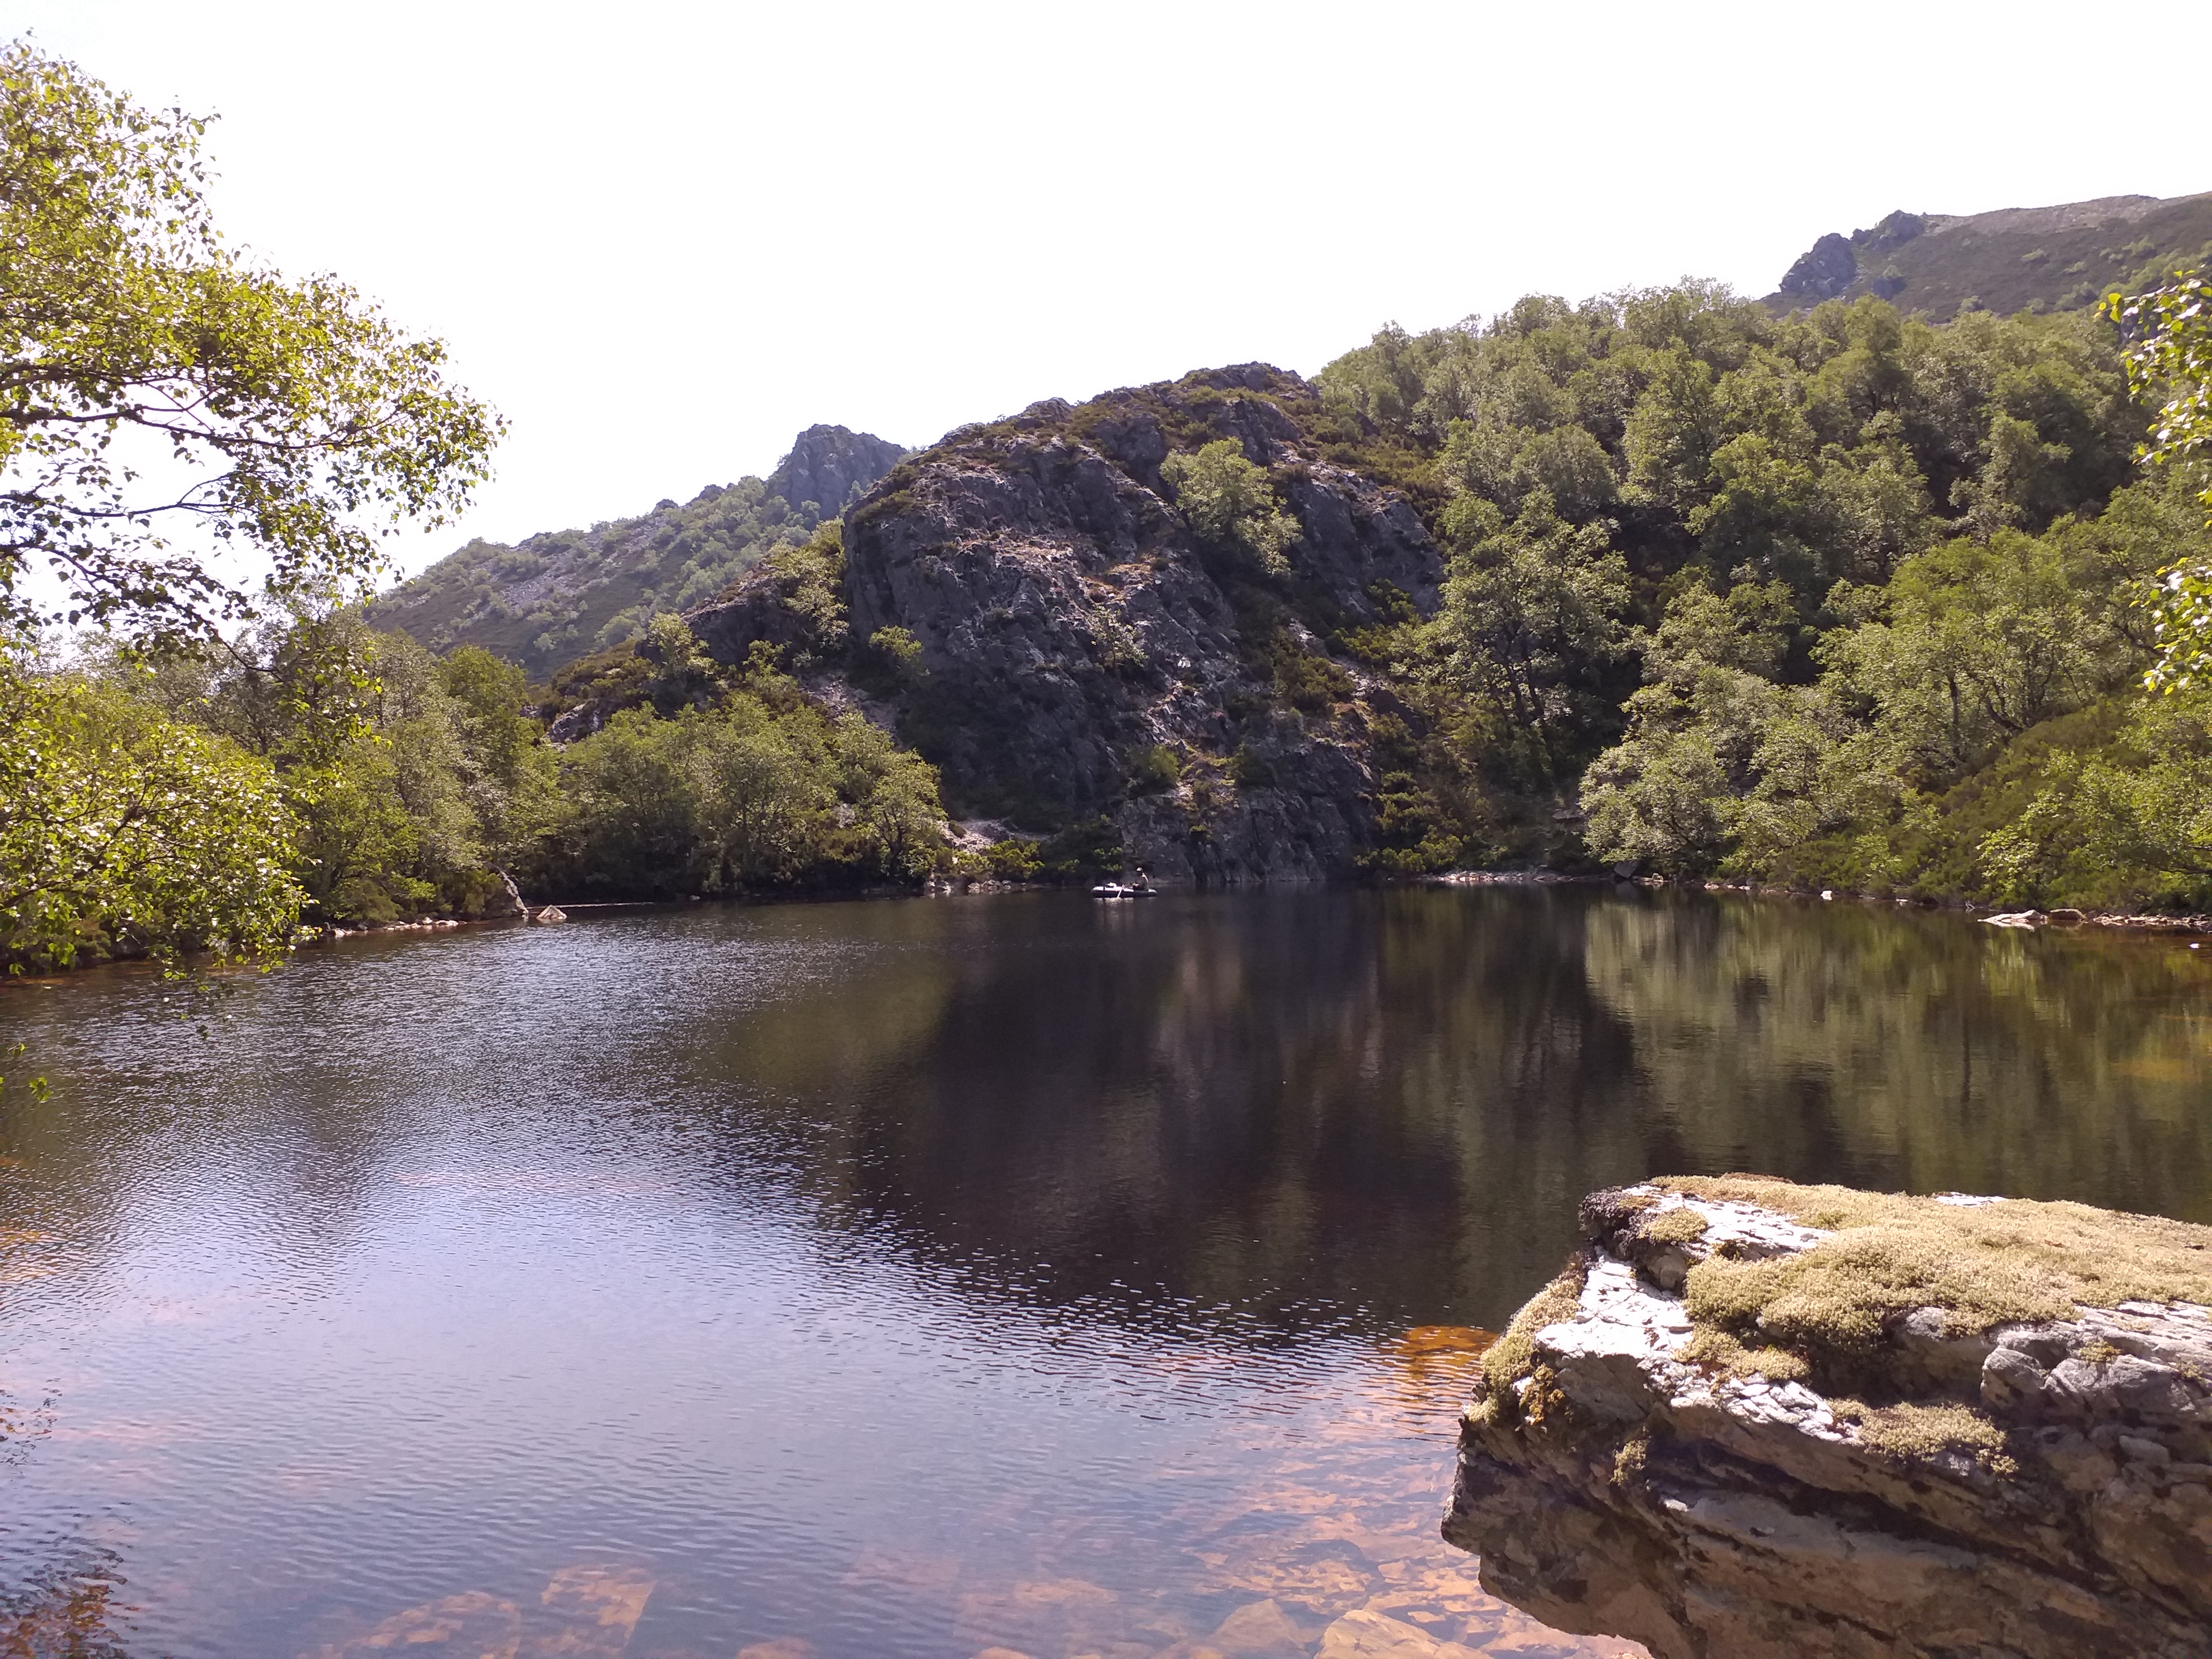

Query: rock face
[1445,1178,2212,1658]
[1776,233,1857,303]
[686,365,1448,883]
[768,424,910,516]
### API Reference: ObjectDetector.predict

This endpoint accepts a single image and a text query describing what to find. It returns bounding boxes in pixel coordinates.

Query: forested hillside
[1770,191,2212,318]
[1319,286,2210,906]
[369,425,905,679]
[19,31,2210,983]
[20,107,2212,975]
[527,274,2212,912]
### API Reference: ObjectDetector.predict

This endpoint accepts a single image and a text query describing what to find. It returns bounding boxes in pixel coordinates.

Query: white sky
[16,0,2202,581]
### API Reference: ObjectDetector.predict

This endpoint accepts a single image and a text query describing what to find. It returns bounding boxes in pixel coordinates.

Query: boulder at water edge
[1445,1176,2212,1658]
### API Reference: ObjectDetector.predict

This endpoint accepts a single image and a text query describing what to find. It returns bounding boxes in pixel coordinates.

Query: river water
[2,887,2209,1658]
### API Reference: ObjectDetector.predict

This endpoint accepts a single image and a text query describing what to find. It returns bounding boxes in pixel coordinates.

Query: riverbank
[1428,868,2212,937]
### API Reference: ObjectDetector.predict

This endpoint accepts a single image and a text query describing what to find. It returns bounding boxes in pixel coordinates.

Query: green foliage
[0,42,499,649]
[1430,490,1632,785]
[984,838,1042,881]
[1578,472,2202,894]
[1,646,301,971]
[2109,275,2212,691]
[1034,817,1123,881]
[1973,691,2212,909]
[1161,439,1299,576]
[541,678,946,899]
[766,520,850,663]
[1582,579,1879,876]
[1129,744,1182,794]
[869,625,923,675]
[1260,630,1355,712]
[1308,280,2212,898]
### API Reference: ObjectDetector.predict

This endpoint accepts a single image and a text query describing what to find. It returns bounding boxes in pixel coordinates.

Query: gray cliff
[768,424,909,516]
[684,366,1447,883]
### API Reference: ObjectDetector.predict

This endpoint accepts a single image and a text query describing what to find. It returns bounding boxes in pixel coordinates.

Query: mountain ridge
[370,424,907,679]
[1767,188,2212,318]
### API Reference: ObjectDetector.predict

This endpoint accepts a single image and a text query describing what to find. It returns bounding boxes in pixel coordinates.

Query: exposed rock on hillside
[768,424,908,516]
[1768,190,2212,318]
[372,425,906,678]
[1446,1177,2212,1658]
[683,366,1449,883]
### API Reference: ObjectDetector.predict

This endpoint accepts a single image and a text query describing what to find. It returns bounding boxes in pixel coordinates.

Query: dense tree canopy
[1,642,301,970]
[2109,276,2212,690]
[1319,276,2212,906]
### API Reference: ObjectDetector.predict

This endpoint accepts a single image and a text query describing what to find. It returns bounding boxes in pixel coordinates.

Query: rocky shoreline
[1428,869,2212,937]
[1445,1177,2212,1657]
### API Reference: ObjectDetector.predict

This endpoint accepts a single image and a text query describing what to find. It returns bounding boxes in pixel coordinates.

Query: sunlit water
[3,887,2210,1657]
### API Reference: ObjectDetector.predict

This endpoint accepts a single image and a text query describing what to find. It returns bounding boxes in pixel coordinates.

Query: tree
[1161,440,1298,576]
[1580,580,1883,877]
[1,649,301,970]
[1430,490,1631,783]
[2110,276,2212,689]
[0,42,501,648]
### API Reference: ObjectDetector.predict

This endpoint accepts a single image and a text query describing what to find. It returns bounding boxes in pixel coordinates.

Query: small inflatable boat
[1090,883,1160,899]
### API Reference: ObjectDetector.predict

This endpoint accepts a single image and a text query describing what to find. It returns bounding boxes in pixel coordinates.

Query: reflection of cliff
[1576,897,2212,1221]
[695,892,1673,1331]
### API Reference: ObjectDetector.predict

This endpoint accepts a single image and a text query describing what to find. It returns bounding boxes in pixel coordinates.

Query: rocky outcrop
[1445,1177,2212,1658]
[1776,233,1857,304]
[377,425,907,680]
[768,424,909,515]
[685,365,1448,883]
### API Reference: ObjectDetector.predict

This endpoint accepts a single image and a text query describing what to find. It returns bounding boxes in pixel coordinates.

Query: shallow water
[2,887,2208,1657]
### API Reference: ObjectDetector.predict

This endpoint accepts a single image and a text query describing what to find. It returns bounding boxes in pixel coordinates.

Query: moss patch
[1832,1399,2018,1476]
[1477,1256,1589,1411]
[1641,1206,1711,1246]
[1661,1175,2212,1389]
[1677,1327,1809,1384]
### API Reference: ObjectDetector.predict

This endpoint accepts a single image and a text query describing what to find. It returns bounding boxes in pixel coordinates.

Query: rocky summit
[1445,1177,2212,1658]
[684,365,1447,883]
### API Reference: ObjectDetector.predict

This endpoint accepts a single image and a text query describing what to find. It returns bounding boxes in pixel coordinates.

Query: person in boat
[1132,865,1153,892]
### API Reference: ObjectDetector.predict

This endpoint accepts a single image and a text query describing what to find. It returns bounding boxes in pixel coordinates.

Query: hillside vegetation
[368,425,904,679]
[1320,286,2212,906]
[23,205,2212,967]
[1771,191,2212,319]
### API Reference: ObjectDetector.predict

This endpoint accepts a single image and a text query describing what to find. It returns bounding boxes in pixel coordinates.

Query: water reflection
[0,887,2207,1656]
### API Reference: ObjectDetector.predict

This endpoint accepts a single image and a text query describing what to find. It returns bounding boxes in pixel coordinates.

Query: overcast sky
[16,0,2200,579]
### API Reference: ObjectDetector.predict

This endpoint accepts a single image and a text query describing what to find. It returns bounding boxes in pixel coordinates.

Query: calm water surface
[3,887,2210,1657]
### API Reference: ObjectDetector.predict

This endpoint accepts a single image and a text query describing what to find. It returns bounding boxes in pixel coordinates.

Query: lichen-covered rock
[1445,1177,2212,1658]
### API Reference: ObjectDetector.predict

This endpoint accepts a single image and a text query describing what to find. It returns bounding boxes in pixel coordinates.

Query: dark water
[2,887,2209,1658]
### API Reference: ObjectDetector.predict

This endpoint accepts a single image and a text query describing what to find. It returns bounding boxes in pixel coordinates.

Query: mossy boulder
[1448,1177,2212,1658]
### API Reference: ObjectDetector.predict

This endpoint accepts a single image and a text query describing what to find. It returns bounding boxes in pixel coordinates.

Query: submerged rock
[1444,1177,2212,1658]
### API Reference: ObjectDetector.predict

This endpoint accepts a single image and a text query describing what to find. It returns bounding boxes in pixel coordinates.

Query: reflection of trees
[707,891,2212,1336]
[702,892,1692,1332]
[1579,896,2212,1219]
